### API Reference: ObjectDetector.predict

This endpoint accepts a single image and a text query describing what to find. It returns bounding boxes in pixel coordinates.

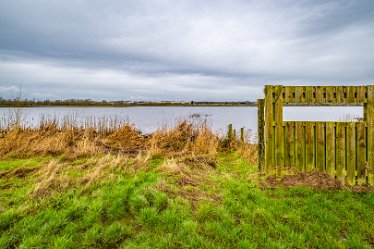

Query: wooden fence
[258,85,374,185]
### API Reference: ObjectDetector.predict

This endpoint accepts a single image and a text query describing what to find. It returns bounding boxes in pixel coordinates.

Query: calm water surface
[0,107,257,135]
[0,106,363,136]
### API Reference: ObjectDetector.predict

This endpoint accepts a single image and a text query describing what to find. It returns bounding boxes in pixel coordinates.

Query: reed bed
[0,114,257,161]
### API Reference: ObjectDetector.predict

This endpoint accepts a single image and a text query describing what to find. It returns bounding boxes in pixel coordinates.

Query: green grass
[0,152,373,248]
[0,157,49,172]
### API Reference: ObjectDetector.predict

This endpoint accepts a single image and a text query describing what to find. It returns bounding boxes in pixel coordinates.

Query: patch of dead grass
[155,155,222,206]
[261,171,374,192]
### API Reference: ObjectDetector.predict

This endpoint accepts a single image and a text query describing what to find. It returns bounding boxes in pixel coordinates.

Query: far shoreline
[0,101,258,108]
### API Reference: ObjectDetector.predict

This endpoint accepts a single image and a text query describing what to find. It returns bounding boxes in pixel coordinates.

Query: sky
[0,0,374,101]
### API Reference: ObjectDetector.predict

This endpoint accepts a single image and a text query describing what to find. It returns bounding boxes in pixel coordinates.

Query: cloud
[0,0,373,100]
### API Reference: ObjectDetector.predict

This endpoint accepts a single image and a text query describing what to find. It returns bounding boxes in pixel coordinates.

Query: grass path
[0,153,373,248]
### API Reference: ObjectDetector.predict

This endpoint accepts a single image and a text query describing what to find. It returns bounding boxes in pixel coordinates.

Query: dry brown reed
[0,121,145,159]
[0,117,228,159]
[0,116,258,198]
[147,121,219,157]
[0,117,257,189]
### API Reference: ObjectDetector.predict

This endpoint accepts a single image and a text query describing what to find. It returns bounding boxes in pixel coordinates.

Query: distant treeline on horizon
[0,97,256,107]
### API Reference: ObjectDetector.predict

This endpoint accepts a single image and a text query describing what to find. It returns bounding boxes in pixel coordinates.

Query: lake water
[0,107,257,136]
[0,106,363,136]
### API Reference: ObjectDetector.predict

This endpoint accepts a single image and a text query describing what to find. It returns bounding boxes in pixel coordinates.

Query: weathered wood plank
[336,122,346,182]
[326,86,335,103]
[347,86,356,103]
[343,86,348,103]
[295,122,304,171]
[295,86,304,103]
[316,86,324,103]
[285,122,295,167]
[306,86,314,103]
[326,122,335,176]
[305,122,315,171]
[357,86,367,103]
[274,85,284,173]
[264,86,274,172]
[356,121,366,185]
[284,122,289,166]
[257,99,265,171]
[285,86,294,103]
[316,122,325,172]
[336,86,345,103]
[346,122,356,185]
[367,85,374,185]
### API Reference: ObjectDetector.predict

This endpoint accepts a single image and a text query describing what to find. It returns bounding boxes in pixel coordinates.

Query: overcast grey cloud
[0,0,373,101]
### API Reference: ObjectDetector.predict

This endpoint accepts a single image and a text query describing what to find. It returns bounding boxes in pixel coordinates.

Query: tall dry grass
[0,115,257,163]
[0,116,258,198]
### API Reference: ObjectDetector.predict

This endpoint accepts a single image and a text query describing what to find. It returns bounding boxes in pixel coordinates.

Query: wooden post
[258,99,265,171]
[240,127,245,144]
[227,123,233,148]
[264,86,274,172]
[367,85,374,185]
[274,85,284,174]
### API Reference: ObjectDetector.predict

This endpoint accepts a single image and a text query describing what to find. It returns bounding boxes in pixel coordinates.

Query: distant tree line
[0,97,256,107]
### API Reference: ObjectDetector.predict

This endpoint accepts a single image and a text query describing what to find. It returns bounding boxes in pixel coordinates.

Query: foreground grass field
[1,152,373,249]
[0,120,373,248]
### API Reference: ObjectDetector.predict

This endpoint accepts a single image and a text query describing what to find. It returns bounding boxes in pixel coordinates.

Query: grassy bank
[0,122,373,248]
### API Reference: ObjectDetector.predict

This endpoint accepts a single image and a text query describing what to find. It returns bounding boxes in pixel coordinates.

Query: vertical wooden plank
[336,86,345,103]
[274,85,284,174]
[346,122,356,185]
[305,122,315,171]
[326,86,335,103]
[316,86,324,103]
[295,122,304,171]
[305,86,313,103]
[295,86,304,103]
[356,121,366,185]
[284,122,290,166]
[336,122,346,182]
[285,122,295,167]
[343,86,348,104]
[316,122,325,172]
[326,122,335,176]
[258,99,265,171]
[357,86,366,103]
[264,86,274,172]
[285,86,293,103]
[311,86,317,103]
[367,85,374,185]
[347,86,356,104]
[302,86,307,103]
